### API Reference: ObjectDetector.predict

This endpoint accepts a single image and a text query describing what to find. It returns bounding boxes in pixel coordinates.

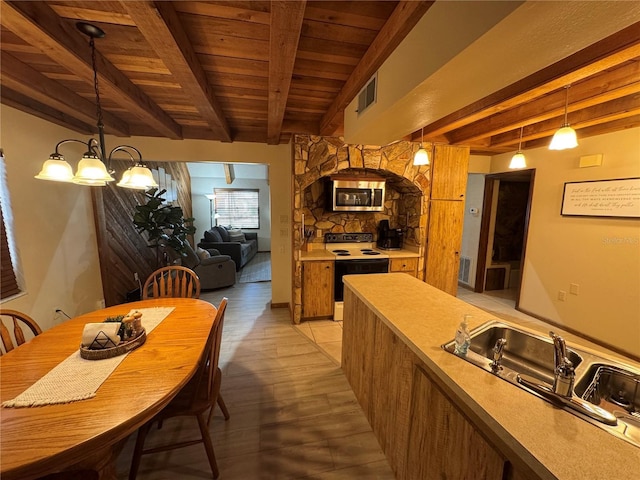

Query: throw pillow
[204,229,223,243]
[214,225,230,242]
[228,228,246,243]
[196,247,211,260]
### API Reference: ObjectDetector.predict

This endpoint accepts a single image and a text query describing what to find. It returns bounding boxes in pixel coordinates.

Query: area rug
[239,252,271,283]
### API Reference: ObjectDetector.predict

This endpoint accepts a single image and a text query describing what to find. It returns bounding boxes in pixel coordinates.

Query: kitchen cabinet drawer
[390,257,418,276]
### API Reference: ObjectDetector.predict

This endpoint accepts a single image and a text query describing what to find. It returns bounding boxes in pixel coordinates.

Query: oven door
[334,258,390,302]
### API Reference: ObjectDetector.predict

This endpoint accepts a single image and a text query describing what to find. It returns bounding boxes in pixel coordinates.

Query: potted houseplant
[133,188,196,263]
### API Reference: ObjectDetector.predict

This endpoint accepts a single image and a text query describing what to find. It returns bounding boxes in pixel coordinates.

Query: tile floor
[296,286,547,365]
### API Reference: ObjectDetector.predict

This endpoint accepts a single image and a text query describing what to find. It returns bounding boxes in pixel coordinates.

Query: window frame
[213,188,260,229]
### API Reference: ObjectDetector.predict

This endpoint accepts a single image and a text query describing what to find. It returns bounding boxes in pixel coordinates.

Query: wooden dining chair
[0,309,43,354]
[142,265,201,299]
[129,298,229,480]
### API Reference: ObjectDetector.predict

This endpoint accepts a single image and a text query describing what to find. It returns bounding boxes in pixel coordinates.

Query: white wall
[0,107,105,331]
[491,128,640,357]
[1,106,293,318]
[344,1,640,145]
[190,169,271,251]
[460,173,486,288]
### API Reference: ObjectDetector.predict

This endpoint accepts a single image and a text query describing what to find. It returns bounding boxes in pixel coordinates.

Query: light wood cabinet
[430,144,469,200]
[343,292,520,480]
[423,144,469,294]
[301,260,334,319]
[425,200,465,295]
[389,257,418,276]
[406,365,505,480]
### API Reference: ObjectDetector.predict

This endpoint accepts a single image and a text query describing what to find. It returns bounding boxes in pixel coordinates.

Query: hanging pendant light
[509,126,527,169]
[549,85,578,150]
[35,22,155,190]
[113,146,158,189]
[413,126,429,165]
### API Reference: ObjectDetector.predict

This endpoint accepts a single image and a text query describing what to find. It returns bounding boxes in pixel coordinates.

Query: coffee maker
[376,220,404,250]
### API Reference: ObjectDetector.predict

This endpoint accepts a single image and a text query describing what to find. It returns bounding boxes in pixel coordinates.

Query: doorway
[475,169,535,307]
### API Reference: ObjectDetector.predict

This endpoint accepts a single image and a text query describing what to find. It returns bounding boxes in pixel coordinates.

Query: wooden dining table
[0,298,217,480]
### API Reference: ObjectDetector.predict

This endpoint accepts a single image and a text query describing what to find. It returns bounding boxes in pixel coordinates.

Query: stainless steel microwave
[329,178,385,212]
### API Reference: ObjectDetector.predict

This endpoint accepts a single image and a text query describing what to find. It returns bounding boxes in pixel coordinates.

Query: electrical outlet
[316,229,322,238]
[570,283,579,295]
[558,290,567,302]
[134,272,139,282]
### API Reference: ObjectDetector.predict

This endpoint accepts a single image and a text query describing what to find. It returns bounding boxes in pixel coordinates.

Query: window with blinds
[214,189,259,229]
[0,152,20,300]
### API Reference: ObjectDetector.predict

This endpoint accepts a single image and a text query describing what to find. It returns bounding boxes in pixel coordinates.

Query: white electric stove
[325,233,390,320]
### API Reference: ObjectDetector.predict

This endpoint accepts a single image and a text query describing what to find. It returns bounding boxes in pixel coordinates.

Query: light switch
[570,283,579,295]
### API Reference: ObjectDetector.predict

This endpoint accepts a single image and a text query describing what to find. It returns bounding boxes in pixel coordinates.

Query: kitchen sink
[573,363,640,445]
[442,320,640,448]
[446,322,583,385]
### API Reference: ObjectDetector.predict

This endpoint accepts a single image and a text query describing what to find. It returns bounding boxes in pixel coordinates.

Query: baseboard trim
[271,302,289,309]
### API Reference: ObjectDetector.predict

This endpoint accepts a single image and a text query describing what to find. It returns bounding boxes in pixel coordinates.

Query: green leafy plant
[133,188,196,257]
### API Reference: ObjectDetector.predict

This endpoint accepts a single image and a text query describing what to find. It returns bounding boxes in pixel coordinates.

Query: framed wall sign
[561,177,640,218]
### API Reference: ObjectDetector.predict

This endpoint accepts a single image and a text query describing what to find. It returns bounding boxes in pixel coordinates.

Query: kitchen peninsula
[342,273,639,480]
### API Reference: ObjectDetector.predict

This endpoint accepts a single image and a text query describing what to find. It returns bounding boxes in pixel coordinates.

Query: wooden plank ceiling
[1,1,639,154]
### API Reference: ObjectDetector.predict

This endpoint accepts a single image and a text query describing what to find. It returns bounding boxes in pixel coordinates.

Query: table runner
[2,307,174,408]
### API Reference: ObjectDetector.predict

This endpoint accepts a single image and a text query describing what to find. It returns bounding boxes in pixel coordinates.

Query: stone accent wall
[292,135,431,323]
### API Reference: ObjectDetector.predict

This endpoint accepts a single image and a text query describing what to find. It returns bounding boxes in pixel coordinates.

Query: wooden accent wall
[91,161,192,307]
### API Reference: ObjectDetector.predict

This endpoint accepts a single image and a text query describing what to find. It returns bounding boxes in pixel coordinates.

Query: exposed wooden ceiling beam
[122,1,232,142]
[319,0,434,136]
[490,93,640,148]
[267,0,305,145]
[1,0,182,139]
[49,4,135,27]
[522,114,640,151]
[447,60,640,144]
[1,51,130,136]
[1,87,95,134]
[420,21,640,141]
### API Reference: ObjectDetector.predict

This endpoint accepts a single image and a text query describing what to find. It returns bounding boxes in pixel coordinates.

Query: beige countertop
[300,247,419,261]
[344,273,640,480]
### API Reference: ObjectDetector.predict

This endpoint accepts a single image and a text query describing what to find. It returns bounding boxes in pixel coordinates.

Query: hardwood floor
[115,281,394,479]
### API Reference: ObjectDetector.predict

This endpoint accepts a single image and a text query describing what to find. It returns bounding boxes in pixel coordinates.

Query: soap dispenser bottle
[454,315,472,356]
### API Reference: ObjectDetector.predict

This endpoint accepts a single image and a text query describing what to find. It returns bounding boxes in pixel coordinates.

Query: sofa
[197,225,258,271]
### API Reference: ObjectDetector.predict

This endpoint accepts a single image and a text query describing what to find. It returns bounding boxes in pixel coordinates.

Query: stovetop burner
[324,232,390,259]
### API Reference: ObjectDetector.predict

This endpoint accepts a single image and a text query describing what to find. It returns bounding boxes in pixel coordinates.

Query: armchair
[181,244,236,290]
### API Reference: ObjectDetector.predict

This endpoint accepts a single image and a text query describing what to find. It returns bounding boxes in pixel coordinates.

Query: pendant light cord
[518,126,523,151]
[90,36,108,167]
[563,85,570,125]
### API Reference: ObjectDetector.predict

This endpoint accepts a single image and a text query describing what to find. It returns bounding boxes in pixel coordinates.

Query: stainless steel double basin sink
[442,321,640,448]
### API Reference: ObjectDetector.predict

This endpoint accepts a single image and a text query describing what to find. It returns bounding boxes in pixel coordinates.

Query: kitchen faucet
[490,338,507,373]
[516,331,617,426]
[550,331,575,397]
